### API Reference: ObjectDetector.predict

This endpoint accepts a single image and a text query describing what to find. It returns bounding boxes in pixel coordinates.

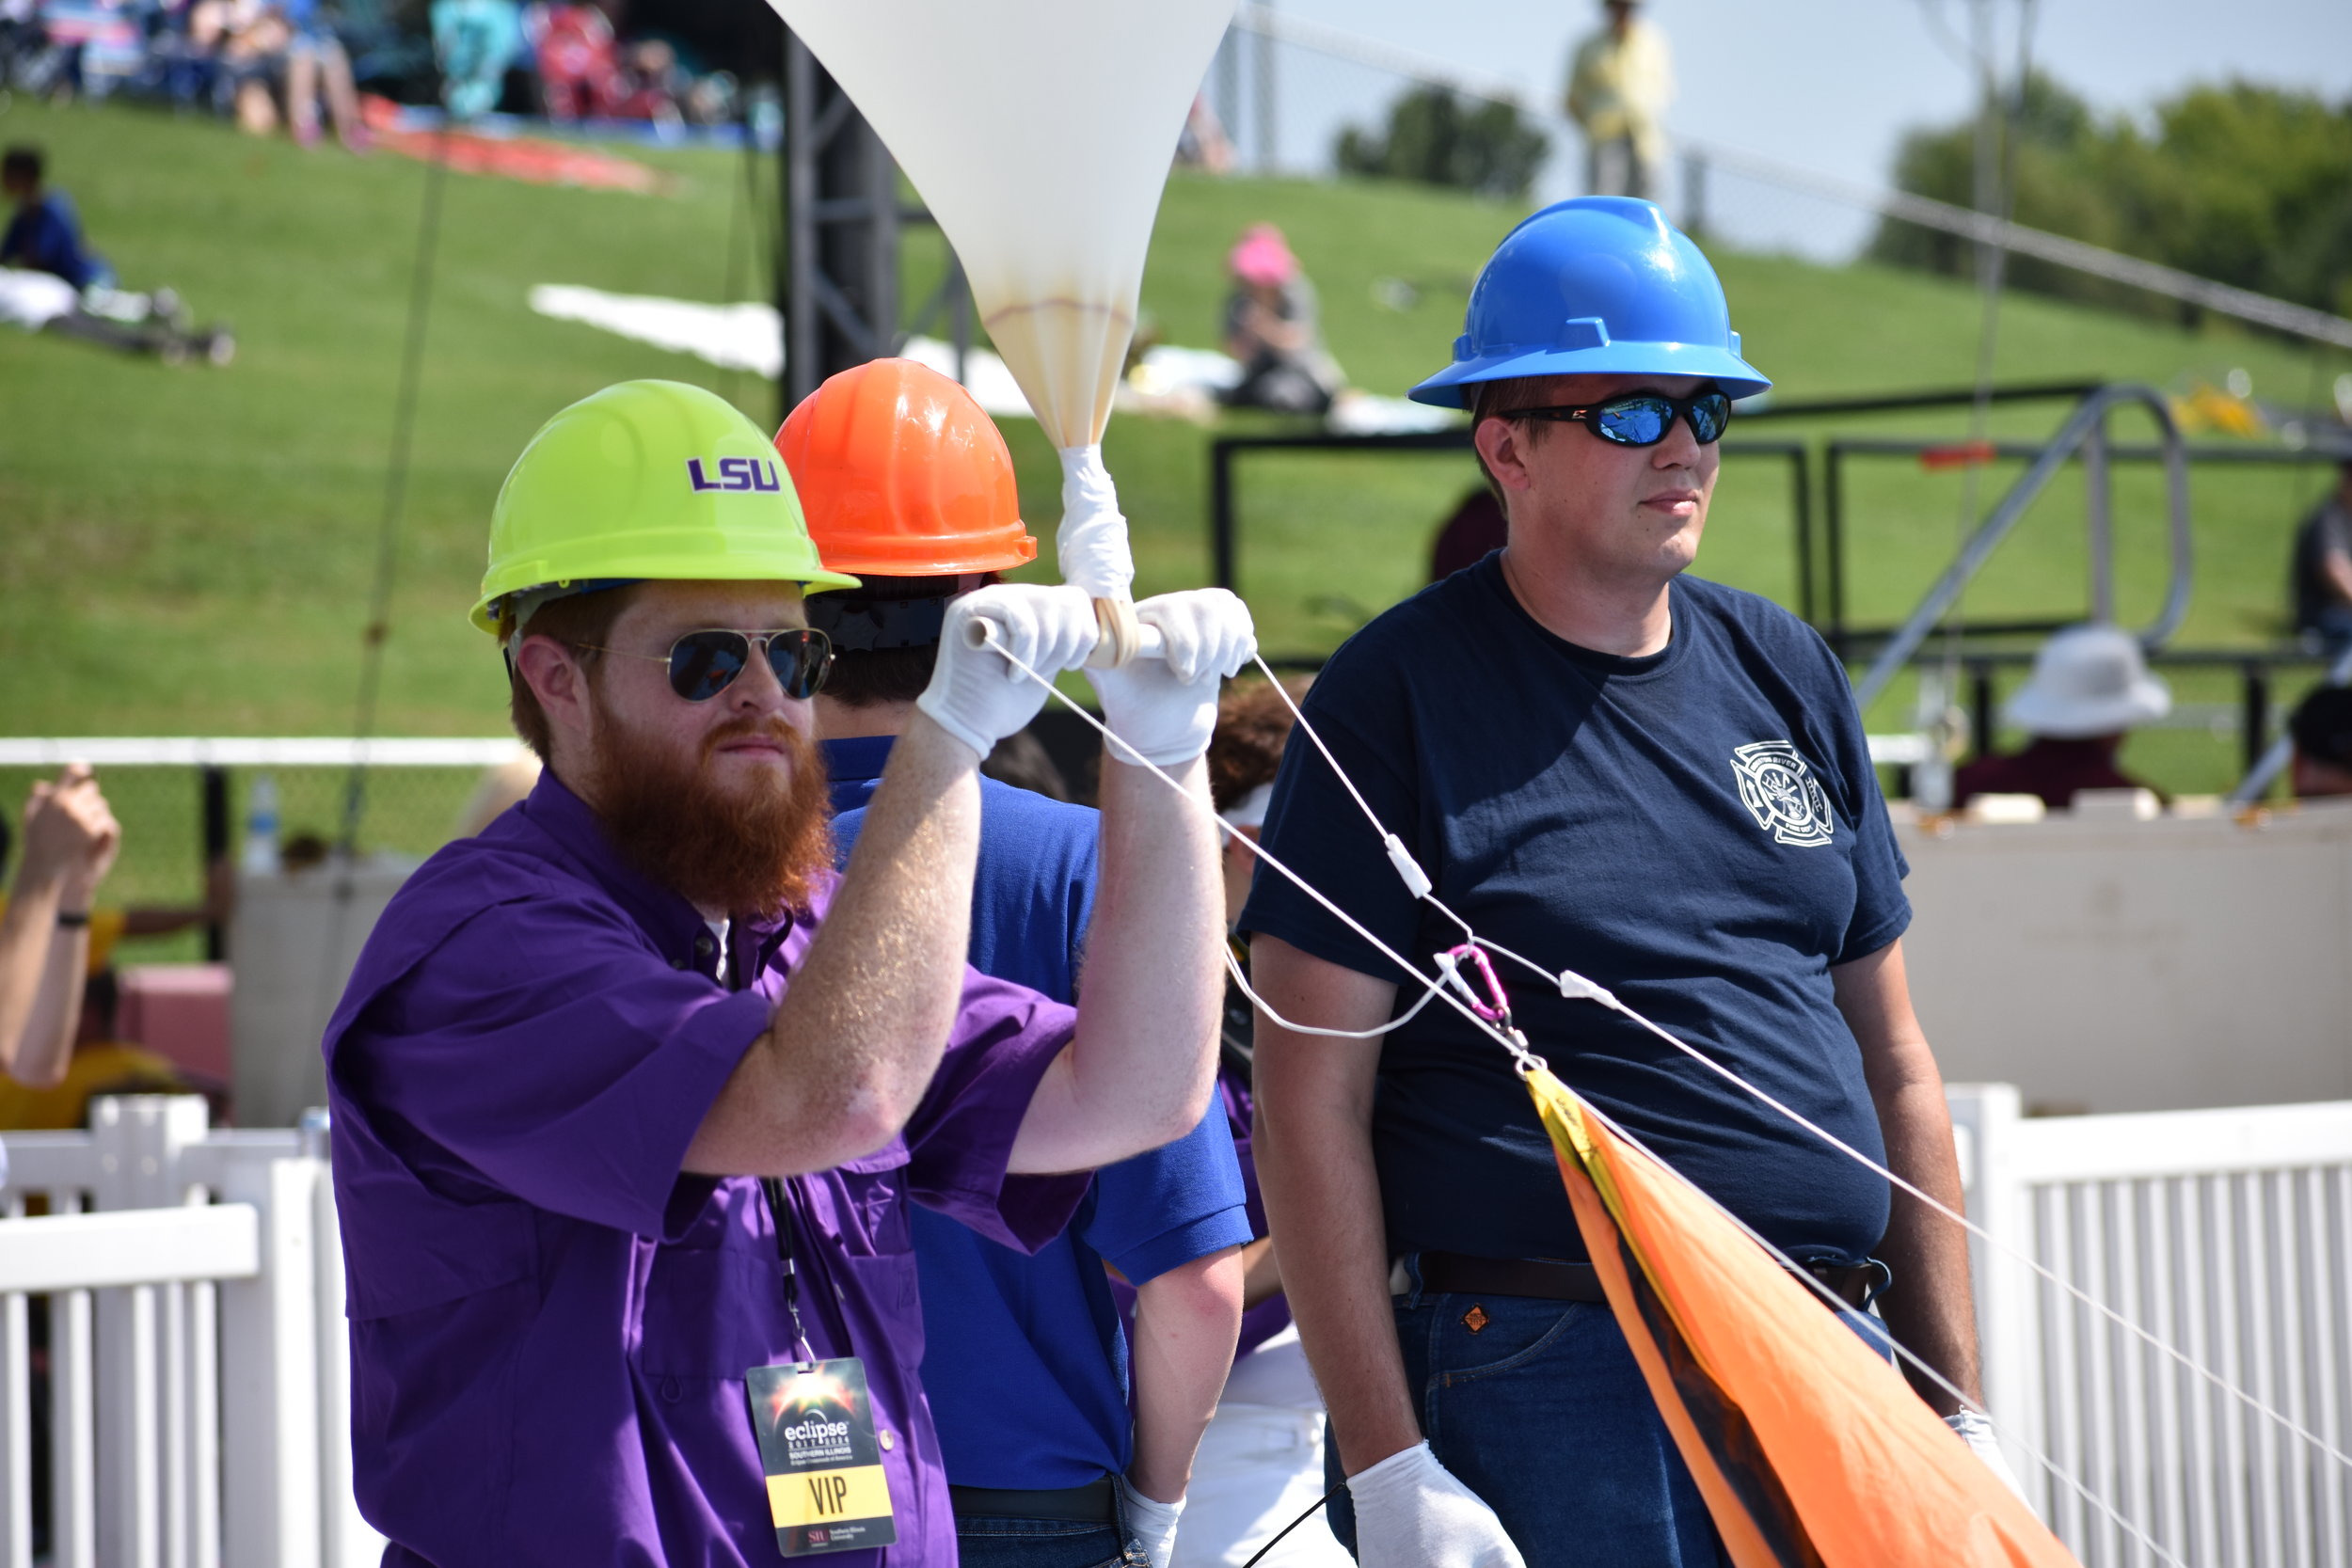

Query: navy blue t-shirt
[1240,557,1908,1268]
[825,736,1250,1489]
[2,193,106,290]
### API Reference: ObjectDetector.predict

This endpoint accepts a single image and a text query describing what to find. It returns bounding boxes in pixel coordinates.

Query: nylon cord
[1243,652,2352,1477]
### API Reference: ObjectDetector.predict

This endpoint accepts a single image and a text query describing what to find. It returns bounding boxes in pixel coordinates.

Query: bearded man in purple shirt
[322,380,1249,1567]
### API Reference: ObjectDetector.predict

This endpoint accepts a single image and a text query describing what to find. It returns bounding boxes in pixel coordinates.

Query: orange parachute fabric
[1525,1062,2080,1567]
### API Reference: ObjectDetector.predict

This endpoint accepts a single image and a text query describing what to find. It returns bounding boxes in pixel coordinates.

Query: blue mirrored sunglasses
[1511,388,1732,447]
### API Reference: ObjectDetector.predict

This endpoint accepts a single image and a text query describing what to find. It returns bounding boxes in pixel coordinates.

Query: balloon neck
[1056,443,1135,606]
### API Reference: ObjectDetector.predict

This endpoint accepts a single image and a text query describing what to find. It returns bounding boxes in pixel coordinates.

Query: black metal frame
[777,33,971,412]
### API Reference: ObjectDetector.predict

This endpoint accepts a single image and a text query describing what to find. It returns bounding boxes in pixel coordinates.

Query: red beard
[587,706,834,922]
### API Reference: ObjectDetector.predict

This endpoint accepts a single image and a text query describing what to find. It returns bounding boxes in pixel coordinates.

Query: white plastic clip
[1383,833,1434,900]
[1558,968,1620,1010]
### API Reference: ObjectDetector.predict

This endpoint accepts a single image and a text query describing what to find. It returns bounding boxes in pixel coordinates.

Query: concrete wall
[1898,800,2352,1115]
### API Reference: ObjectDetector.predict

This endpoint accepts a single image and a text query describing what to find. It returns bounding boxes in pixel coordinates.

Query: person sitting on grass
[2,144,110,291]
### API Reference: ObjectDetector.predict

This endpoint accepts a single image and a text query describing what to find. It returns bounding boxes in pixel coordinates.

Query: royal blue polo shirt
[1241,557,1909,1270]
[828,736,1251,1491]
[324,768,1089,1566]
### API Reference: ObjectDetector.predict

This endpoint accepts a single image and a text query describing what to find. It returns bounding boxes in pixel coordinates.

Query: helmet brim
[1409,341,1772,408]
[470,561,863,636]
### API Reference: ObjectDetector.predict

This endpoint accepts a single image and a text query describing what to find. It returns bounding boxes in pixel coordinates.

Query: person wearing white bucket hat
[1954,625,2170,811]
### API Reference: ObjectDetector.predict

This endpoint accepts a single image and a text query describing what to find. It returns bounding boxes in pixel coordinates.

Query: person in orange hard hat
[784,356,1251,1568]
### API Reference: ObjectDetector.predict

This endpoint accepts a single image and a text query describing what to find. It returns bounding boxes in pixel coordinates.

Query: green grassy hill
[3,100,2346,889]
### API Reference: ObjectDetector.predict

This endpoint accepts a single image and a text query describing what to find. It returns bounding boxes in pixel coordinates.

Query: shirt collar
[820,734,897,786]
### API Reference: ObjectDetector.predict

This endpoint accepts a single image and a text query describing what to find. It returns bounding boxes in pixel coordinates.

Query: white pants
[1170,1333,1353,1568]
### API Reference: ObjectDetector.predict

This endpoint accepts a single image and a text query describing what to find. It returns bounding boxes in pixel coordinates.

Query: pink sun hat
[1228,223,1299,286]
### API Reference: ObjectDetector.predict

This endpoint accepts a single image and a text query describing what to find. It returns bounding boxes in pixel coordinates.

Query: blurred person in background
[1953,625,2171,811]
[2,143,110,289]
[430,0,524,119]
[2291,454,2352,655]
[278,0,364,149]
[1565,0,1671,201]
[1172,676,1352,1568]
[791,358,1248,1568]
[2290,685,2352,800]
[1220,224,1345,417]
[0,767,119,1096]
[1427,489,1508,585]
[0,966,215,1131]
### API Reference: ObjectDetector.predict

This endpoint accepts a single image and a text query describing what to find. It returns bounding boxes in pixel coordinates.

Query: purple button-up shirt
[323,770,1087,1566]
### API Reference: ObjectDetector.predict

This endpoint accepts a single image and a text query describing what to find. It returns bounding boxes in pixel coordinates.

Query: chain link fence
[0,743,523,966]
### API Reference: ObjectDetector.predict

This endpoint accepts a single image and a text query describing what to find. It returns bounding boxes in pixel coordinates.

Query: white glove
[1946,1409,2031,1504]
[1115,1476,1183,1568]
[1085,589,1258,768]
[1346,1442,1525,1568]
[915,584,1099,761]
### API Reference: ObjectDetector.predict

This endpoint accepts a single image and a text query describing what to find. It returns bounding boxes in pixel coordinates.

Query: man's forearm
[687,714,981,1176]
[1256,1101,1419,1475]
[1127,1246,1246,1504]
[1010,753,1222,1173]
[1874,1074,1980,1414]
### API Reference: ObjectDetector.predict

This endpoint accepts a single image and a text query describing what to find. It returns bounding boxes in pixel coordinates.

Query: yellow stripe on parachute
[1527,1064,2081,1566]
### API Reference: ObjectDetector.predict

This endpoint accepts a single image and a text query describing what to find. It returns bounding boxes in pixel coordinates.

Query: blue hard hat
[1409,197,1770,408]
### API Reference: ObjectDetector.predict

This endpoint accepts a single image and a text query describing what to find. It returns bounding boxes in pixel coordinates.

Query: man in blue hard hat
[1244,198,2003,1566]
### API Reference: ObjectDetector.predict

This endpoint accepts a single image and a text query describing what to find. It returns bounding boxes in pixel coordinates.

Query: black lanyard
[721,925,818,1366]
[758,1177,817,1366]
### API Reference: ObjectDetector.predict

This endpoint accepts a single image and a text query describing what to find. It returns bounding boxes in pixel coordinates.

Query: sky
[1228,1,2352,259]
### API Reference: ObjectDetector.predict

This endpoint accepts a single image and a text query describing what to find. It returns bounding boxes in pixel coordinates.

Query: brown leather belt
[949,1477,1115,1524]
[1416,1250,1882,1311]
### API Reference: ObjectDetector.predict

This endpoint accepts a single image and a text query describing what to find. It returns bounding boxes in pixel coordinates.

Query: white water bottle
[241,773,282,876]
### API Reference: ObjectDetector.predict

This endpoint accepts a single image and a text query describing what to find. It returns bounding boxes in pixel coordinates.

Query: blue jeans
[1321,1268,1899,1568]
[1326,1279,1724,1568]
[953,1512,1146,1568]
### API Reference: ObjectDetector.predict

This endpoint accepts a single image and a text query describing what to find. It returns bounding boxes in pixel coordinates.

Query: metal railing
[1851,384,2194,709]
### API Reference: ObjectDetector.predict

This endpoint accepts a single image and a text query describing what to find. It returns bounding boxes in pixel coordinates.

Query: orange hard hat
[776,357,1039,578]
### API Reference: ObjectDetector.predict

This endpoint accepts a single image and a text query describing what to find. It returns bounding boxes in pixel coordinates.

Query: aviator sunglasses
[581,627,835,702]
[1510,388,1733,448]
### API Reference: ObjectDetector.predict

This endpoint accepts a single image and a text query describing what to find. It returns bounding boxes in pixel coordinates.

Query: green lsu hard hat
[471,379,861,636]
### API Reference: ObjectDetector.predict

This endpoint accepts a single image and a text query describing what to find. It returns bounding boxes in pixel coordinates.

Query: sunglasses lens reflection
[1689,392,1731,443]
[765,630,833,701]
[1596,397,1673,446]
[668,632,751,702]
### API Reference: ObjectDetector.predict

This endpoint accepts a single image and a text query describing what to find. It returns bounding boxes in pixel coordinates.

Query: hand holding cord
[914,584,1101,761]
[1084,589,1259,768]
[1345,1441,1527,1568]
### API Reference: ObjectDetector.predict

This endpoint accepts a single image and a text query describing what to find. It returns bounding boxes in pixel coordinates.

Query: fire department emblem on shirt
[1729,741,1835,847]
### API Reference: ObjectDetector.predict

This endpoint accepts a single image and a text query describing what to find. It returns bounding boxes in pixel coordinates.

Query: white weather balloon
[763,0,1238,656]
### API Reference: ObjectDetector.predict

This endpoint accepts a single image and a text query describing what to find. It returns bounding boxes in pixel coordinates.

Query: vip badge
[1729,741,1834,848]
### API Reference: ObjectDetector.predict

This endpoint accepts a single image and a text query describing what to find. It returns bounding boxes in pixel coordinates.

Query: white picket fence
[0,1091,2346,1567]
[1953,1085,2352,1568]
[0,1097,379,1568]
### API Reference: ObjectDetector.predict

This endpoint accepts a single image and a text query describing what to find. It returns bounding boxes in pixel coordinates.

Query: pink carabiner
[1443,942,1512,1023]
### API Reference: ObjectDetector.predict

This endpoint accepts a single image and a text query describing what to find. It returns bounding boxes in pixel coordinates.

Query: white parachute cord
[1579,1095,2190,1568]
[991,634,2169,1554]
[1219,942,1445,1039]
[1247,656,2352,1477]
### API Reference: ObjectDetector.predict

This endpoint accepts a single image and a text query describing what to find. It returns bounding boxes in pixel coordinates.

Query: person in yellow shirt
[1565,0,1673,200]
[0,968,206,1132]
